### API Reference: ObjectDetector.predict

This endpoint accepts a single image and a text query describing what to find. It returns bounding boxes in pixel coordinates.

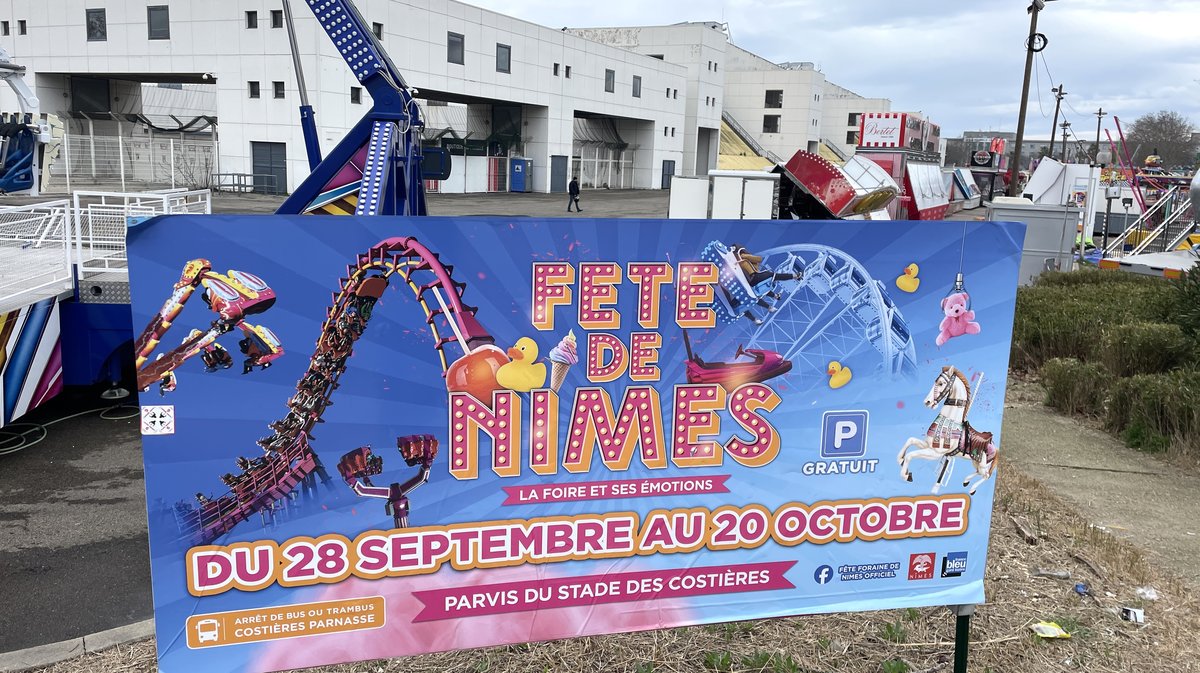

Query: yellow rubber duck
[827,361,851,389]
[896,264,920,293]
[496,337,547,392]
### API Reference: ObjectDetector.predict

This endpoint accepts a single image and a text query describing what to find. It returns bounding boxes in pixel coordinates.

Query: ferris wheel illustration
[701,241,918,391]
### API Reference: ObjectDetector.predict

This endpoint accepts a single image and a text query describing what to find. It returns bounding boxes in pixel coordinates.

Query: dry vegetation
[31,466,1200,673]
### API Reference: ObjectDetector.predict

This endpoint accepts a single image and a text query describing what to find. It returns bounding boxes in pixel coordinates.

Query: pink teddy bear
[936,291,981,347]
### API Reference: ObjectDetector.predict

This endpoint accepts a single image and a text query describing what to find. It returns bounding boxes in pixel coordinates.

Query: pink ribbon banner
[412,561,796,622]
[501,475,730,506]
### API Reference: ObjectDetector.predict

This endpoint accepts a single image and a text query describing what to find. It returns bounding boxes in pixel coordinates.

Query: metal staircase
[721,111,783,164]
[1102,186,1195,257]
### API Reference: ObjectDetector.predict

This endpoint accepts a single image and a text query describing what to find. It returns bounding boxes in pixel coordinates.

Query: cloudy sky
[466,0,1200,140]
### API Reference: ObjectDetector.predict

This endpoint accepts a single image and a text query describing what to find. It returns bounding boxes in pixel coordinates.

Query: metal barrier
[0,200,74,313]
[210,173,282,195]
[71,189,212,280]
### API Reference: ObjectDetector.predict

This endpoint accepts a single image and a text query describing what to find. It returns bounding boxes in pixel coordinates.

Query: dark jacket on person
[568,179,580,196]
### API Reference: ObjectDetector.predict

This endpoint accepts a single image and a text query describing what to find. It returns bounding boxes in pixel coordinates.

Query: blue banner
[128,215,1025,672]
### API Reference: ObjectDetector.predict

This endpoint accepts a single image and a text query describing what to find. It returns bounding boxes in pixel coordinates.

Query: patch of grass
[878,620,907,643]
[772,654,802,673]
[740,651,774,671]
[1041,357,1110,416]
[634,663,656,673]
[702,650,734,672]
[903,607,921,622]
[880,660,910,673]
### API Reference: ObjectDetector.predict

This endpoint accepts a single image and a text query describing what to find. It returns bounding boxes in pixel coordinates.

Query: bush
[1041,358,1110,416]
[1035,268,1163,288]
[1104,370,1200,455]
[1011,283,1172,369]
[1098,322,1191,377]
[1166,265,1200,337]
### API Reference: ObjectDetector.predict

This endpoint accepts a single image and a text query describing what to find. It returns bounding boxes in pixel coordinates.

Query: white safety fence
[49,131,217,193]
[0,201,74,314]
[72,189,212,280]
[0,189,212,312]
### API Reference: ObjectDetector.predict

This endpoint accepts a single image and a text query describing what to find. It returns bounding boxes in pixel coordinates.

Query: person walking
[567,176,582,212]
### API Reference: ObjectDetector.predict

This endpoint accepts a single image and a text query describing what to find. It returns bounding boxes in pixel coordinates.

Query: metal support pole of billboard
[951,604,975,673]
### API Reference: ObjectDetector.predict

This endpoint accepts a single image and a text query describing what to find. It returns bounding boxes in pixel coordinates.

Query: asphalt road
[0,392,150,652]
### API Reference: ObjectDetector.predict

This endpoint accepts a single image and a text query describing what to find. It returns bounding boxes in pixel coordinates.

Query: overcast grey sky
[466,0,1200,140]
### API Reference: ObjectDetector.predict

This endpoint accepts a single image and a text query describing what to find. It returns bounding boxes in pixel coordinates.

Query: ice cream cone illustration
[547,329,578,392]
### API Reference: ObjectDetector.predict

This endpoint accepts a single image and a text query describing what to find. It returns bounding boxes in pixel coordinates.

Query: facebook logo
[820,411,869,458]
[814,565,834,585]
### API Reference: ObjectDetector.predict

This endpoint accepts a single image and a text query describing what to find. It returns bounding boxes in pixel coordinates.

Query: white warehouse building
[0,5,910,195]
[0,0,689,193]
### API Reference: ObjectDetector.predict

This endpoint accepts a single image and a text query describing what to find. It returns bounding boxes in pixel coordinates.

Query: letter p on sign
[820,411,868,458]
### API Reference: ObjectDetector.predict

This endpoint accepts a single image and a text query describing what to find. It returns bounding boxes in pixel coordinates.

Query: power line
[1040,52,1082,116]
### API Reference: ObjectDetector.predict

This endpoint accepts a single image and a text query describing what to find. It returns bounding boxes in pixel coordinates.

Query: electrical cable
[0,403,139,457]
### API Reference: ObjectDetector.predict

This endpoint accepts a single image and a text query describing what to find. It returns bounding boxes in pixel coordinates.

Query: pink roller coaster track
[171,238,491,546]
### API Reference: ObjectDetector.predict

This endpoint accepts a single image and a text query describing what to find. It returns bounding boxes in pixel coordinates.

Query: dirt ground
[1002,378,1200,590]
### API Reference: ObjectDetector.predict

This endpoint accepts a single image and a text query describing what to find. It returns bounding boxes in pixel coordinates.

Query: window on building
[564,65,571,78]
[648,54,664,60]
[270,9,283,28]
[372,22,383,39]
[248,81,261,99]
[245,10,257,29]
[673,88,678,99]
[604,69,615,93]
[707,60,712,71]
[812,119,818,126]
[18,19,26,34]
[704,96,709,106]
[664,126,668,137]
[273,81,285,98]
[351,87,362,104]
[666,87,670,98]
[496,43,511,73]
[671,127,676,137]
[847,113,859,126]
[553,63,560,76]
[147,5,170,39]
[0,21,8,36]
[86,9,107,41]
[713,61,717,72]
[632,75,641,98]
[447,32,464,64]
[846,131,858,145]
[763,115,780,134]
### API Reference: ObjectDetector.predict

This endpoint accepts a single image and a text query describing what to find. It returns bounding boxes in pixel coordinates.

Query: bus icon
[195,619,220,643]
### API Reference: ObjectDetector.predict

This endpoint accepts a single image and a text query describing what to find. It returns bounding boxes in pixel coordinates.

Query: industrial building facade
[0,3,911,194]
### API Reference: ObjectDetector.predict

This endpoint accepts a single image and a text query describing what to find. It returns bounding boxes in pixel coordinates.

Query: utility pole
[1094,108,1106,163]
[1048,84,1066,159]
[1060,121,1071,162]
[1009,0,1052,197]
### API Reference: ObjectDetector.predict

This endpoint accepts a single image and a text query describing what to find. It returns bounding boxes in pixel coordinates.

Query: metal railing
[0,201,73,313]
[210,172,282,195]
[71,189,212,280]
[1129,196,1194,256]
[1103,185,1178,258]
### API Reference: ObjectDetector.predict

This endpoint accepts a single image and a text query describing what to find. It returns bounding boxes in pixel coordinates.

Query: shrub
[1011,283,1172,369]
[1098,322,1191,376]
[1035,268,1162,288]
[1105,370,1200,455]
[1041,358,1109,416]
[1166,264,1200,337]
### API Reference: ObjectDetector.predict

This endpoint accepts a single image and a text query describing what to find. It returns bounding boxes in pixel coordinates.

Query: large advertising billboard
[128,215,1025,672]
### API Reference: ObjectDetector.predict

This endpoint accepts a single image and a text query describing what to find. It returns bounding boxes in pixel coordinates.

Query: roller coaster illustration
[162,238,493,546]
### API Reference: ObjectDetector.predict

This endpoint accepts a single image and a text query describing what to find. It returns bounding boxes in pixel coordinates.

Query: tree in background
[1124,110,1197,168]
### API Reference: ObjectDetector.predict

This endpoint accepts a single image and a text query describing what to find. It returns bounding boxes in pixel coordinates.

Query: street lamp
[1008,0,1056,197]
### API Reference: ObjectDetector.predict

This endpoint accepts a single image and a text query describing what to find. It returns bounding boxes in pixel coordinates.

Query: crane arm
[0,46,40,115]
